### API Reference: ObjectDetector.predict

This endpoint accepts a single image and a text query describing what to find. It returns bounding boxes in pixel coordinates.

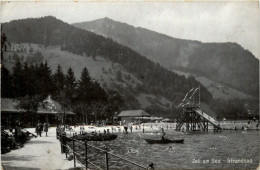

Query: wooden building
[118,110,150,124]
[1,96,75,128]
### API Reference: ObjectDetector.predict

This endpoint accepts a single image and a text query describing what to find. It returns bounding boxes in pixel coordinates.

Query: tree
[65,67,77,101]
[1,65,13,97]
[53,65,65,99]
[75,67,92,123]
[36,62,53,99]
[16,95,42,114]
[12,61,24,97]
[90,81,108,123]
[58,67,77,124]
[16,94,43,126]
[29,64,39,96]
[1,32,8,62]
[105,90,124,123]
[22,62,30,96]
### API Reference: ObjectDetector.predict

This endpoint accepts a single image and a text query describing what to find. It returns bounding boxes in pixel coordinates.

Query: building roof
[118,110,150,117]
[1,98,24,113]
[1,97,75,115]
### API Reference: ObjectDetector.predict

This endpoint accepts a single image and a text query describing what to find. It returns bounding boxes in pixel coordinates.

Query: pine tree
[65,67,76,98]
[105,90,124,122]
[12,61,24,97]
[1,65,13,97]
[22,62,30,96]
[29,64,38,96]
[75,67,92,123]
[53,64,65,99]
[90,81,108,122]
[59,67,76,124]
[77,67,92,101]
[43,61,54,97]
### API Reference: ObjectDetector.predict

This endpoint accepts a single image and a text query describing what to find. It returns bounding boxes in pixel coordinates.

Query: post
[85,140,88,169]
[105,147,109,170]
[60,133,62,154]
[72,134,76,167]
[65,133,67,158]
[56,127,59,140]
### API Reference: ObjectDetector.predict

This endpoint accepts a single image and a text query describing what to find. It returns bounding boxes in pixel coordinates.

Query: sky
[0,1,259,59]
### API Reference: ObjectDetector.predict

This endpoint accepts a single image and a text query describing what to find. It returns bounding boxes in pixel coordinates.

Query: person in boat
[161,133,169,141]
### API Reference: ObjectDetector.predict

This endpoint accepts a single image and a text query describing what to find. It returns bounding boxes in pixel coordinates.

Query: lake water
[73,130,259,170]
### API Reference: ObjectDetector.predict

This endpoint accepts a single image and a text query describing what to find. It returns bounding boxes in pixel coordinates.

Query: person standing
[124,125,128,134]
[15,120,23,146]
[37,122,43,137]
[44,123,48,137]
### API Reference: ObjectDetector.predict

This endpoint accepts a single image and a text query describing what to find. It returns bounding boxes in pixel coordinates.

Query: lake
[73,130,259,170]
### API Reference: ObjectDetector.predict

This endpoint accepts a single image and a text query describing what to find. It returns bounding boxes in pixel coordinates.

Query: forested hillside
[3,16,259,119]
[74,18,259,96]
[2,16,213,106]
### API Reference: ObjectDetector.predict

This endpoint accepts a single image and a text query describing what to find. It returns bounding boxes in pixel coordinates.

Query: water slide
[195,108,221,128]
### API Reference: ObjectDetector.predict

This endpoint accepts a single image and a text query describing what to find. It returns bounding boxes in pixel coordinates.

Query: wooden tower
[176,87,221,132]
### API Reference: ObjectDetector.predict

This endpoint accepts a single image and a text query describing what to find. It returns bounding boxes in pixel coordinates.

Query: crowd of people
[1,120,37,154]
[1,120,50,154]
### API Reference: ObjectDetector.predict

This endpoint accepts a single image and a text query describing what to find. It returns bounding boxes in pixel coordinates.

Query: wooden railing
[58,132,150,170]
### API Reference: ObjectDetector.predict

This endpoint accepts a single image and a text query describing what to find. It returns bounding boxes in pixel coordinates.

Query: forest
[2,16,213,104]
[1,61,124,124]
[2,16,258,120]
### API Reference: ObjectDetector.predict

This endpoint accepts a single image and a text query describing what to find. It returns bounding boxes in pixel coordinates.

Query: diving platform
[176,87,222,132]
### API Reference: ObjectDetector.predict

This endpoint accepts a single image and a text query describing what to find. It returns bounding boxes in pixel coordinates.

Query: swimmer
[219,134,228,139]
[210,145,217,150]
[224,134,228,139]
[127,148,138,153]
[168,146,174,151]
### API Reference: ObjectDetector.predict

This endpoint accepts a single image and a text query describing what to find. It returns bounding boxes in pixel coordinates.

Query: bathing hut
[118,110,150,124]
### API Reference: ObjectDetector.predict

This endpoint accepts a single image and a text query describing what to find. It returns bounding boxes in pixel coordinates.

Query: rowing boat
[67,134,118,141]
[144,138,184,144]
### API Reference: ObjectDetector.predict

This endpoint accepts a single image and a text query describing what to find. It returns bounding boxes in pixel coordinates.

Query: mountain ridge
[73,17,259,96]
[2,16,215,117]
[74,17,249,52]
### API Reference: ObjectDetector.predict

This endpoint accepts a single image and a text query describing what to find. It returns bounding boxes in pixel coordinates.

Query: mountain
[2,16,214,117]
[73,18,259,97]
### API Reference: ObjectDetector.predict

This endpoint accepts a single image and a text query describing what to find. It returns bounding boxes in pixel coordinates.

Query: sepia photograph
[0,1,259,170]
